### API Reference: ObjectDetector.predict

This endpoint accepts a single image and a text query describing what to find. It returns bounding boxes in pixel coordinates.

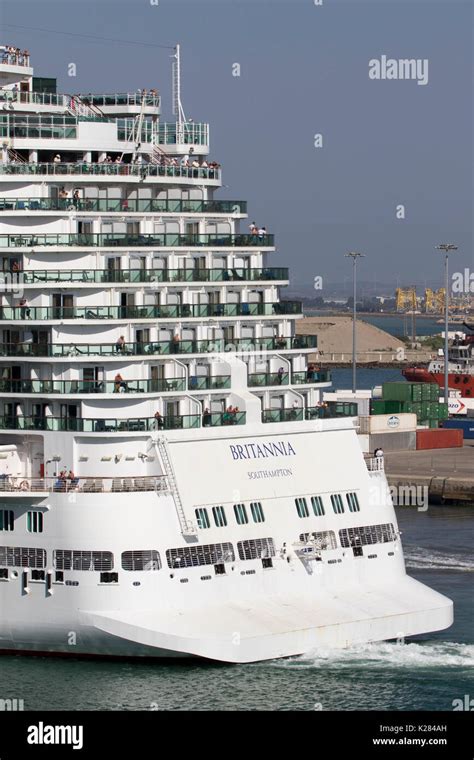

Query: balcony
[0,302,300,321]
[0,49,31,67]
[292,370,332,384]
[248,372,289,387]
[262,402,357,423]
[0,198,247,214]
[0,91,66,107]
[0,163,222,181]
[0,335,317,358]
[262,408,304,423]
[0,411,246,432]
[20,267,287,285]
[117,120,208,145]
[188,375,231,390]
[0,115,79,140]
[0,475,168,494]
[82,92,160,109]
[0,377,186,395]
[0,232,274,249]
[305,402,358,419]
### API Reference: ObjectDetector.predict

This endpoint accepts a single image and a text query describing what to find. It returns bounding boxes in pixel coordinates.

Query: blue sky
[2,0,473,295]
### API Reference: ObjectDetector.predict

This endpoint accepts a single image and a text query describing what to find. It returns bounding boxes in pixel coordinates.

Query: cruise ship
[0,44,452,662]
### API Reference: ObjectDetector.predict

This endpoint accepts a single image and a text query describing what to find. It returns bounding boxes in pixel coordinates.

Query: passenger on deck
[115,335,126,353]
[154,411,164,430]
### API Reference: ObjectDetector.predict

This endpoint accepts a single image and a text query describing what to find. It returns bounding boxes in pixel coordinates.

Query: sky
[1,0,473,296]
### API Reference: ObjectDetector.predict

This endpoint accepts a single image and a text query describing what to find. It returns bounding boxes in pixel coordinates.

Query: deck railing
[19,266,286,285]
[0,475,169,493]
[0,335,317,358]
[0,412,247,433]
[0,198,247,214]
[0,301,299,321]
[0,232,274,248]
[0,163,222,181]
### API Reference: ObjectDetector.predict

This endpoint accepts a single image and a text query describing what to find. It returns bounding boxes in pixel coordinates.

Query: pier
[385,443,474,504]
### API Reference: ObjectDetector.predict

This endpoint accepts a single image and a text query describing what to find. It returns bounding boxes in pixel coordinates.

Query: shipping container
[421,384,432,401]
[441,419,474,439]
[382,382,414,402]
[430,384,440,401]
[369,431,416,452]
[360,413,417,435]
[416,428,464,449]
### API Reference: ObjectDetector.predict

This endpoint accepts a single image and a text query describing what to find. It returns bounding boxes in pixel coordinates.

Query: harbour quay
[384,443,474,505]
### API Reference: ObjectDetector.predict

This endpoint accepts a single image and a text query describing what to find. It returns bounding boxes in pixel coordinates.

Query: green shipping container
[382,382,415,402]
[429,420,439,428]
[411,384,423,402]
[430,384,440,400]
[421,384,432,401]
[371,400,403,414]
[437,403,449,420]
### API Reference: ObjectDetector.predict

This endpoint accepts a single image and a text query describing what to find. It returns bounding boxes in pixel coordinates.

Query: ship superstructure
[0,45,452,662]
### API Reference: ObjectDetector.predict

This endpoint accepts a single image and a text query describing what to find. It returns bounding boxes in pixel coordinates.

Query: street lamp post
[435,244,458,403]
[345,252,365,394]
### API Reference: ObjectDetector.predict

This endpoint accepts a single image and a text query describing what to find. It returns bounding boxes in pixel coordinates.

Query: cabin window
[295,497,309,518]
[195,508,210,530]
[250,501,265,523]
[27,511,43,533]
[166,542,234,569]
[0,546,46,568]
[237,538,275,561]
[54,550,113,571]
[121,551,161,571]
[212,505,227,528]
[0,510,14,531]
[311,496,325,517]
[346,492,360,513]
[233,503,248,525]
[339,523,396,548]
[330,494,344,515]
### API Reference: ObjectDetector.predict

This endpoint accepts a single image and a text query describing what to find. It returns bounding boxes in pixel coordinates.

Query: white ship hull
[0,425,453,663]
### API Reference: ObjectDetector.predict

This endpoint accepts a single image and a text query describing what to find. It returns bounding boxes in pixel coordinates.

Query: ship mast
[172,44,186,143]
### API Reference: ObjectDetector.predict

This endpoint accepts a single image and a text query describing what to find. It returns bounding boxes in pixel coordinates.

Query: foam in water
[404,546,474,572]
[269,641,474,670]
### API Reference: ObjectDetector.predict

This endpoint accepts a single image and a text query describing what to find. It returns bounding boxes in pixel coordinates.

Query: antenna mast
[172,44,186,141]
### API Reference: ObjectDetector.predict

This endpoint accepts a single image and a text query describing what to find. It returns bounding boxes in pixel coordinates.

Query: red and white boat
[403,330,474,398]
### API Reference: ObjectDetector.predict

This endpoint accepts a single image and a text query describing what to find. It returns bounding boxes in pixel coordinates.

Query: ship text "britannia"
[230,441,296,460]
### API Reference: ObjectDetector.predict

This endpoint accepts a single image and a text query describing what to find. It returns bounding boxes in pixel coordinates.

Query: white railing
[0,475,169,493]
[365,457,385,473]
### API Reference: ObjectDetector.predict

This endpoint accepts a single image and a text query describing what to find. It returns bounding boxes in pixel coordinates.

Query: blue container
[441,419,474,439]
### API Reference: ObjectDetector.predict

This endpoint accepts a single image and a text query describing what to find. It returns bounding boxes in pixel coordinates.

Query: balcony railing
[0,232,274,249]
[365,456,385,473]
[0,377,187,395]
[0,474,168,493]
[0,163,222,181]
[262,408,304,423]
[0,412,246,432]
[1,50,30,67]
[188,375,231,390]
[262,402,357,423]
[292,370,332,384]
[83,92,160,108]
[305,402,358,419]
[0,335,317,358]
[0,114,79,140]
[0,91,65,106]
[248,372,289,387]
[0,198,247,214]
[0,301,300,321]
[117,120,208,145]
[20,266,288,285]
